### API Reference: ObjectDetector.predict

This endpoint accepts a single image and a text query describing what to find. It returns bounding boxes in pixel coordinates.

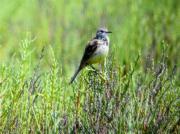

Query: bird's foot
[98,71,110,83]
[88,65,109,82]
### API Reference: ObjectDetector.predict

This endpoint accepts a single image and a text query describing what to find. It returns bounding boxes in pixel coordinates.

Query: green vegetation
[0,0,179,133]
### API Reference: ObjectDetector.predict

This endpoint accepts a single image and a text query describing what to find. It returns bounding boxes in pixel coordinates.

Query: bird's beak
[106,31,112,34]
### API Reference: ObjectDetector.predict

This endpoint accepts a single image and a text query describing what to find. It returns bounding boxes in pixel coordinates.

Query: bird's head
[96,28,112,40]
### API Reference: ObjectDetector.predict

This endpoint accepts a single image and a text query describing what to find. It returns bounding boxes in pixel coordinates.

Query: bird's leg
[89,65,105,81]
[99,60,107,81]
[90,65,98,72]
[101,60,105,73]
[88,65,100,75]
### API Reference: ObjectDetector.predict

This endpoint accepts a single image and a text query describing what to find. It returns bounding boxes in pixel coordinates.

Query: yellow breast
[87,45,109,64]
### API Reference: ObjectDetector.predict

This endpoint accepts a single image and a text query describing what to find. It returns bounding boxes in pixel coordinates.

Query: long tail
[69,68,81,84]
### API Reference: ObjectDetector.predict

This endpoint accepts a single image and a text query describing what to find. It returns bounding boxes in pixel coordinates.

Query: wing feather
[80,39,102,67]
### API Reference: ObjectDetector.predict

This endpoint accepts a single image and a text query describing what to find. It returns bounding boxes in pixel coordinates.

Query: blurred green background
[0,0,179,77]
[0,0,180,133]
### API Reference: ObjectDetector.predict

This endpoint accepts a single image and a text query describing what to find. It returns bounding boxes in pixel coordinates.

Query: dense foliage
[0,0,179,133]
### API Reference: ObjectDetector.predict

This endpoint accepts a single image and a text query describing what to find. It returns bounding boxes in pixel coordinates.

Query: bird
[70,28,112,84]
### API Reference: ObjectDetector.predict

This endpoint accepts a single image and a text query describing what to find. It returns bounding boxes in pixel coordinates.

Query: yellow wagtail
[70,28,112,84]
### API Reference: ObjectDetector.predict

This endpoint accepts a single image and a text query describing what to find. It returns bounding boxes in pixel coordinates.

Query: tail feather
[69,68,81,84]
